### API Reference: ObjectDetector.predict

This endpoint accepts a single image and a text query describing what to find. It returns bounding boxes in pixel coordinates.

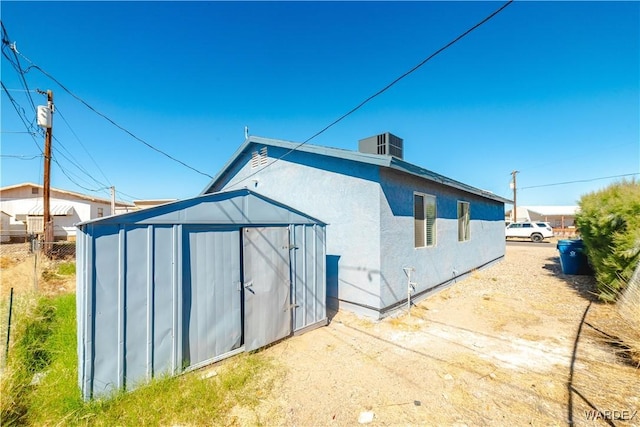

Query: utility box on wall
[76,189,326,400]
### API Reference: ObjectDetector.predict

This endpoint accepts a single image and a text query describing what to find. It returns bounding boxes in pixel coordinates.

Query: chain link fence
[39,241,77,260]
[1,240,76,295]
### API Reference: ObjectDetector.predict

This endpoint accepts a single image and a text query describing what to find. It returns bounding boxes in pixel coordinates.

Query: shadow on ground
[543,256,599,303]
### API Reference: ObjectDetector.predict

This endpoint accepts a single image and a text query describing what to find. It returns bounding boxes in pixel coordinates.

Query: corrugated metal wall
[183,227,242,368]
[291,224,326,332]
[77,207,326,400]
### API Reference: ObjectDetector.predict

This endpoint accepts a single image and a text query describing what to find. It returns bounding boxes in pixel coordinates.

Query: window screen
[414,193,436,248]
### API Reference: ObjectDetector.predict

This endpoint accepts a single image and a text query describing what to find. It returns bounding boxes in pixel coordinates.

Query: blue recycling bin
[557,239,591,275]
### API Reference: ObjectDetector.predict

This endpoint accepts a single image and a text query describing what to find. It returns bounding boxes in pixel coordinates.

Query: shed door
[243,227,291,351]
[182,227,242,368]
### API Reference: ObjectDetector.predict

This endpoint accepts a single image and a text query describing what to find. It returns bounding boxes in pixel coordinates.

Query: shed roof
[201,136,512,204]
[77,188,326,227]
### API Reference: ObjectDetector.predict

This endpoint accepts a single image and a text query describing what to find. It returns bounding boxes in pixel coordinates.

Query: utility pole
[511,170,519,222]
[38,90,54,254]
[110,186,116,215]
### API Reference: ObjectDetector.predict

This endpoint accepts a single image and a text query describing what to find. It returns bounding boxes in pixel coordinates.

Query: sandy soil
[2,242,638,426]
[0,243,75,297]
[249,243,639,426]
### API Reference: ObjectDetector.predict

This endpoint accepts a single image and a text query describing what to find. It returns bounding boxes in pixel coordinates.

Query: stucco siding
[206,141,508,318]
[378,169,505,313]
[215,146,384,312]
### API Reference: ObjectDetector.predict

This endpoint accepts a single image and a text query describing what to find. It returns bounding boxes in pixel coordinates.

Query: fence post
[34,249,38,292]
[4,287,14,367]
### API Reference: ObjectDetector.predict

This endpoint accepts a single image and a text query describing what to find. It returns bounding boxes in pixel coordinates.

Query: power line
[520,173,639,190]
[14,58,213,179]
[2,22,207,198]
[0,154,42,160]
[56,106,113,187]
[1,21,38,121]
[51,156,109,193]
[226,0,514,189]
[51,139,111,190]
[1,88,38,93]
[1,81,43,153]
[2,19,211,180]
[300,0,514,147]
[0,131,38,135]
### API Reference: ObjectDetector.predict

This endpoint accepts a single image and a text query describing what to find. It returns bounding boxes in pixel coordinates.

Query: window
[97,207,104,218]
[414,193,436,248]
[31,187,39,195]
[457,201,470,242]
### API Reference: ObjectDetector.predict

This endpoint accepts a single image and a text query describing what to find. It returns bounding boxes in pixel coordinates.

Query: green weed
[56,262,76,276]
[1,292,281,426]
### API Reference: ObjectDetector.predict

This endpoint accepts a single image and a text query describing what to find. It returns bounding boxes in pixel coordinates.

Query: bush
[575,179,640,300]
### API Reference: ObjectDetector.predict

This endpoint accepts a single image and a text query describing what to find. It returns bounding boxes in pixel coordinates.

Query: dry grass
[616,266,640,365]
[0,256,18,270]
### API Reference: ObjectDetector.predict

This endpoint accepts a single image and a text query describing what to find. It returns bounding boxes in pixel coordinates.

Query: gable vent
[250,147,268,169]
[358,132,403,159]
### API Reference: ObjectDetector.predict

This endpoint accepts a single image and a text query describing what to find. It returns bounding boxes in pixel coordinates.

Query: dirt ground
[1,242,638,426]
[247,243,639,426]
[0,244,75,298]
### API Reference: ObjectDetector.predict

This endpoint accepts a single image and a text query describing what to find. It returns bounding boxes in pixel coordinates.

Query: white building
[0,211,11,243]
[0,182,135,241]
[506,205,580,230]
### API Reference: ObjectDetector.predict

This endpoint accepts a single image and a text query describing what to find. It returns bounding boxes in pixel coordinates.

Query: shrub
[575,179,640,300]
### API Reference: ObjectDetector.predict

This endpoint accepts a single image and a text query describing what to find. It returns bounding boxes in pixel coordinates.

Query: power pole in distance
[37,90,54,253]
[110,186,116,215]
[511,170,519,222]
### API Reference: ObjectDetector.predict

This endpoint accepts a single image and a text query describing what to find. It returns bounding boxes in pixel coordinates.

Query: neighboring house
[506,206,579,229]
[111,199,177,215]
[0,211,10,243]
[132,199,177,210]
[0,182,135,241]
[202,134,512,319]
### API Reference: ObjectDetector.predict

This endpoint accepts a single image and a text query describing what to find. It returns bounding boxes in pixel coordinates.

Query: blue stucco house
[202,133,511,319]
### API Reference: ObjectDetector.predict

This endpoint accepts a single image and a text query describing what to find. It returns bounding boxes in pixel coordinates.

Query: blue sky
[1,1,638,207]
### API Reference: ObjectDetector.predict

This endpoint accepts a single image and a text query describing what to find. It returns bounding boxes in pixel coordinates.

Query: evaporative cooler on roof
[358,132,403,159]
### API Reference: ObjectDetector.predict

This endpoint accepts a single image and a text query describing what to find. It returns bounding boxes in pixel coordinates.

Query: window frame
[414,192,436,248]
[457,201,470,242]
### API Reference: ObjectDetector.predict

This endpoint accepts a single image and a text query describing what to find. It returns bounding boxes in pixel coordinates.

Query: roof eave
[202,136,512,204]
[201,136,392,194]
[389,158,512,204]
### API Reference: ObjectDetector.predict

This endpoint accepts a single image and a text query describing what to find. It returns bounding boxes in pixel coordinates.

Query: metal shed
[76,189,326,400]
